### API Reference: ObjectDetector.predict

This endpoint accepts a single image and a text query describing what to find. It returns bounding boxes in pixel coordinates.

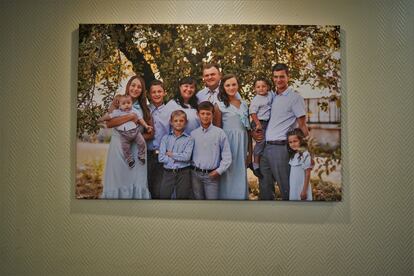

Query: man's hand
[208,170,220,179]
[166,151,173,157]
[251,129,264,142]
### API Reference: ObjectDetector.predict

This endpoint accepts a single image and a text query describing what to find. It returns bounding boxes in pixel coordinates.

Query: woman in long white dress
[101,75,153,199]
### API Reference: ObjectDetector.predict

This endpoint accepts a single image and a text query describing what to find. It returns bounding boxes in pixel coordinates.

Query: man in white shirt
[196,63,222,104]
[254,63,309,200]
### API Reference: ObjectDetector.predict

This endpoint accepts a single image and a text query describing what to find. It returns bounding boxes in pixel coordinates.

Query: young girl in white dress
[287,128,313,201]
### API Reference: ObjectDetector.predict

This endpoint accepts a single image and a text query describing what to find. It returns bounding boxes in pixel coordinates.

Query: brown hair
[218,74,239,107]
[170,110,188,121]
[197,101,214,113]
[202,63,221,74]
[125,75,151,123]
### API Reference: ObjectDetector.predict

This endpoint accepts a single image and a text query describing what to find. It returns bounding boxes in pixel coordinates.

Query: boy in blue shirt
[190,101,232,200]
[147,80,169,199]
[159,110,194,199]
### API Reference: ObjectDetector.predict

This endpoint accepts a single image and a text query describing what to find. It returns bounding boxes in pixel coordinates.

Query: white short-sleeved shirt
[265,87,306,141]
[249,93,273,121]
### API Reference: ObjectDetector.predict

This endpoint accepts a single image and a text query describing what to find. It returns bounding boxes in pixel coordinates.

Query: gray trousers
[259,144,290,200]
[160,167,192,199]
[191,170,219,200]
[147,151,163,199]
[252,120,269,157]
[118,127,146,162]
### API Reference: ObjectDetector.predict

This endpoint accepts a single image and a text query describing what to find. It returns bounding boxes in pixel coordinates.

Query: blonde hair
[170,110,187,121]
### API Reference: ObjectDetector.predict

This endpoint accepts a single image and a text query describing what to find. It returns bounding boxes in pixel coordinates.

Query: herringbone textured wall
[1,0,413,275]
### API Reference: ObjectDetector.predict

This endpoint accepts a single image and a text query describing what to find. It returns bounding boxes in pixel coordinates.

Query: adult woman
[165,77,200,134]
[102,75,153,199]
[214,74,252,200]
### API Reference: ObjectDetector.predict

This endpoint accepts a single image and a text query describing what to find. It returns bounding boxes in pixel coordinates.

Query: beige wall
[1,0,413,275]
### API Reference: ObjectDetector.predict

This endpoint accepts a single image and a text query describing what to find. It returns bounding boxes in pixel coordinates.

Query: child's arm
[137,118,153,132]
[169,138,194,162]
[158,135,171,164]
[300,168,312,200]
[300,152,313,200]
[250,113,262,131]
[142,117,155,140]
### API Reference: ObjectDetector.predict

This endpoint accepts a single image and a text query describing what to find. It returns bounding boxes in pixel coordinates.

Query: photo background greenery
[77,24,340,137]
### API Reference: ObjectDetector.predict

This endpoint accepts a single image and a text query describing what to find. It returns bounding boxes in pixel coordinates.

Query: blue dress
[218,100,250,200]
[289,150,312,201]
[102,104,151,199]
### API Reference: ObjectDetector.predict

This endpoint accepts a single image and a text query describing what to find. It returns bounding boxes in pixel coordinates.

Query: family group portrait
[76,24,341,201]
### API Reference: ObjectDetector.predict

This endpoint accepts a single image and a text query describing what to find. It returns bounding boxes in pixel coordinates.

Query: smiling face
[127,78,143,100]
[149,84,166,107]
[272,69,289,93]
[288,134,301,151]
[223,77,239,98]
[179,83,196,103]
[197,109,213,128]
[202,67,221,90]
[119,96,133,112]
[254,80,269,96]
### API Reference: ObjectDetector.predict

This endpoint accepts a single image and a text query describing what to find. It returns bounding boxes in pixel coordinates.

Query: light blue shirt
[158,132,194,169]
[190,124,232,175]
[196,86,241,105]
[266,87,306,141]
[196,86,220,104]
[109,108,141,131]
[148,103,170,151]
[165,100,200,135]
[249,93,273,121]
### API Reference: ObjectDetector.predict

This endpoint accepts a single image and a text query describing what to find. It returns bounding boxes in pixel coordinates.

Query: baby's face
[255,81,269,96]
[119,98,132,111]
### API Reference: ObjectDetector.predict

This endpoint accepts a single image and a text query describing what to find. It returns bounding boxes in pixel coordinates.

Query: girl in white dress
[287,128,313,201]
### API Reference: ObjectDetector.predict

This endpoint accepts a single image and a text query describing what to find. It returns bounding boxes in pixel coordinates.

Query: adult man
[255,63,309,200]
[196,63,241,104]
[196,63,222,104]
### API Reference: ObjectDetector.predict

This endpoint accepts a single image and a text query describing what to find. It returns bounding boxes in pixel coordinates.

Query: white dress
[289,150,313,201]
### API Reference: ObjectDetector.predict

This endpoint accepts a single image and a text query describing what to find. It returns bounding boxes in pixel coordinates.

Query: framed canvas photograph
[76,24,341,201]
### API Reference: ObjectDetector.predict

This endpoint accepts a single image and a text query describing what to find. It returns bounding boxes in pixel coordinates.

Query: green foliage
[307,136,341,181]
[77,24,340,136]
[76,159,104,199]
[77,24,128,138]
[311,178,342,201]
